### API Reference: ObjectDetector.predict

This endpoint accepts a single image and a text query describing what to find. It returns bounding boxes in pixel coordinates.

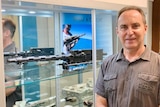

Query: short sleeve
[94,63,106,98]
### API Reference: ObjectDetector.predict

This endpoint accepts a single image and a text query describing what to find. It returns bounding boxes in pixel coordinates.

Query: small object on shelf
[64,105,73,107]
[62,79,93,100]
[13,101,26,107]
[65,97,77,102]
[83,100,93,107]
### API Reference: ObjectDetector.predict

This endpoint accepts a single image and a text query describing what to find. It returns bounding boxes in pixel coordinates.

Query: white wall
[20,0,148,11]
[37,17,55,48]
[94,0,147,8]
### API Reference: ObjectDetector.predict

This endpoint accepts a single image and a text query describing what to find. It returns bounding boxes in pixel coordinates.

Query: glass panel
[96,9,118,57]
[2,1,56,106]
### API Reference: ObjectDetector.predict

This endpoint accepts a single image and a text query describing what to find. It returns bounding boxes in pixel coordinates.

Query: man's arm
[96,94,108,107]
[5,75,16,96]
[5,80,16,96]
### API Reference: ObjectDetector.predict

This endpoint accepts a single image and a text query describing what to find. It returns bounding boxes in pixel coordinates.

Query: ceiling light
[1,9,6,12]
[28,11,36,14]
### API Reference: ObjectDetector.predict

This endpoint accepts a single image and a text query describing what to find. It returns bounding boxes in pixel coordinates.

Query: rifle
[4,48,54,57]
[5,48,103,70]
[64,33,85,45]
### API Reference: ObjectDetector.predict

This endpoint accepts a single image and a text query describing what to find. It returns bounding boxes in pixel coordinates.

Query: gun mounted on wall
[5,48,103,70]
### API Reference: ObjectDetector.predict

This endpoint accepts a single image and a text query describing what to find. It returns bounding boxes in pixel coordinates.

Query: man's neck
[123,46,145,62]
[3,40,13,49]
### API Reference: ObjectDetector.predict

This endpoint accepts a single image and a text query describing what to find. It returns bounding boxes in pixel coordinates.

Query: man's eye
[132,24,140,29]
[120,26,127,30]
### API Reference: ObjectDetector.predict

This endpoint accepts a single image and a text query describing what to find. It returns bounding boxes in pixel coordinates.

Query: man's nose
[126,27,134,35]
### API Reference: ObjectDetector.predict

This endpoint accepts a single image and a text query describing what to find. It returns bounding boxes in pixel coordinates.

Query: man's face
[2,20,11,42]
[116,10,147,50]
[2,20,6,41]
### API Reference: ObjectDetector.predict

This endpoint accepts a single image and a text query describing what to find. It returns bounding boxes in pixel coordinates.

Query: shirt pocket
[136,73,159,94]
[103,74,117,105]
[104,74,117,92]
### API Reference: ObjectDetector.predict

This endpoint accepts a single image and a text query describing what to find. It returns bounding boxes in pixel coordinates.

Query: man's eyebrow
[120,24,126,26]
[119,24,127,27]
[119,23,140,26]
[129,22,137,24]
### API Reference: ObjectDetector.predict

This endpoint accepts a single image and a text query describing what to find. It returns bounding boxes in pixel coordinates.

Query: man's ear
[116,27,119,36]
[144,24,147,35]
[145,24,147,31]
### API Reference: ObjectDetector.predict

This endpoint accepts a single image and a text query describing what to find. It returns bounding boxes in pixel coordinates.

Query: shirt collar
[4,42,16,52]
[116,46,151,62]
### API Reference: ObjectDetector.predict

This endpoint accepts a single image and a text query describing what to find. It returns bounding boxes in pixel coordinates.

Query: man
[63,24,73,54]
[63,24,78,54]
[3,18,22,107]
[95,6,160,107]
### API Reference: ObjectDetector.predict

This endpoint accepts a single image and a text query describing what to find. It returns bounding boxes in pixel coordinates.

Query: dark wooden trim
[152,0,160,53]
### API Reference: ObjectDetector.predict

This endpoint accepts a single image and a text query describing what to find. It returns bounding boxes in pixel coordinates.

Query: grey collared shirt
[4,42,20,78]
[4,42,22,107]
[95,47,160,107]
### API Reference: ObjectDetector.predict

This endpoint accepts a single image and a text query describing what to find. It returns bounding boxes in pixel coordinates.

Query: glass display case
[1,0,118,107]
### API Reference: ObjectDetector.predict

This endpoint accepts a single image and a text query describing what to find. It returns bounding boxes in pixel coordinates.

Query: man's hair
[118,6,146,24]
[2,18,16,38]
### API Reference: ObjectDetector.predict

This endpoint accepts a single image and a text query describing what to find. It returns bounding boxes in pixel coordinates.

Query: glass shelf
[5,61,96,88]
[17,95,93,107]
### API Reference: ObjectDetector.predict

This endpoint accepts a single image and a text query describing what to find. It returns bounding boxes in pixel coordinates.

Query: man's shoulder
[4,42,16,52]
[150,50,160,59]
[102,54,119,64]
